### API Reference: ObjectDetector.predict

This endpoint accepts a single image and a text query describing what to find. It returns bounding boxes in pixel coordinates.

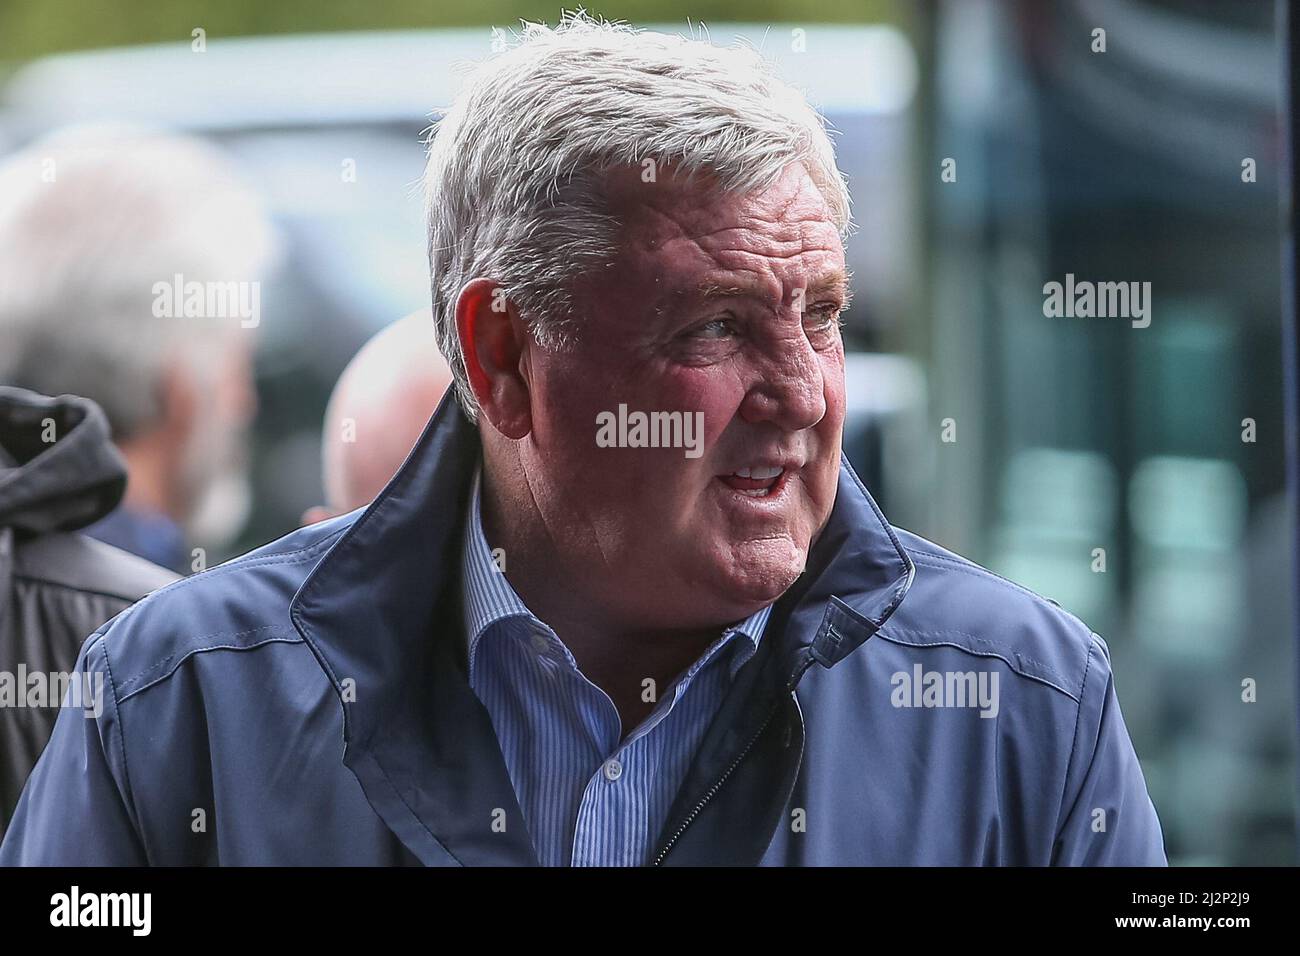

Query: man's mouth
[718,465,787,498]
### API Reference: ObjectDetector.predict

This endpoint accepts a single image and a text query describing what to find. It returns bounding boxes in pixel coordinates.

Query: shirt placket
[567,631,746,866]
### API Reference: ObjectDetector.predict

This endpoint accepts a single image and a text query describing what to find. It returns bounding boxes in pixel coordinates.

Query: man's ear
[455,278,532,439]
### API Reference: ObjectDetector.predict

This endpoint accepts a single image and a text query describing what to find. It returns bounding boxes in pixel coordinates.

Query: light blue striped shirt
[460,466,772,866]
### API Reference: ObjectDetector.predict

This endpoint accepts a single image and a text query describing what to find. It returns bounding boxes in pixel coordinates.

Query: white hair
[0,126,277,440]
[423,10,852,421]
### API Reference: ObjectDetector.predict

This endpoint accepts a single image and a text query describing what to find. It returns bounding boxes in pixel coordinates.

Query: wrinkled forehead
[593,161,847,309]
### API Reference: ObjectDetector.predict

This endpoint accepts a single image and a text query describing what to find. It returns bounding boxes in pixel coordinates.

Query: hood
[0,386,128,536]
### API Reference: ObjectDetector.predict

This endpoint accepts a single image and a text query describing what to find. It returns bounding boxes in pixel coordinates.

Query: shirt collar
[460,464,770,668]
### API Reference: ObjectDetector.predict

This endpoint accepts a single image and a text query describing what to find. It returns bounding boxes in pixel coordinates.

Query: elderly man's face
[523,162,846,628]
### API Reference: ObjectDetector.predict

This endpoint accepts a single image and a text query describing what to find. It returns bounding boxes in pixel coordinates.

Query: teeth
[733,466,783,480]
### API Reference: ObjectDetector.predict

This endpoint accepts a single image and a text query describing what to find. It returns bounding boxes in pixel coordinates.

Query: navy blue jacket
[0,394,1166,865]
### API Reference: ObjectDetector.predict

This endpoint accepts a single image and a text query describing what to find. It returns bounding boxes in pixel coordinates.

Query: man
[0,128,275,574]
[302,309,452,524]
[1,13,1165,865]
[0,387,178,837]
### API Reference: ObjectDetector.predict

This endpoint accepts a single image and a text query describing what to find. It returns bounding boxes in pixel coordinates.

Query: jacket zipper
[652,651,814,866]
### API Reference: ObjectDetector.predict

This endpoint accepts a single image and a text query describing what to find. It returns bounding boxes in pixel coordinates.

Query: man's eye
[688,317,736,339]
[805,306,844,332]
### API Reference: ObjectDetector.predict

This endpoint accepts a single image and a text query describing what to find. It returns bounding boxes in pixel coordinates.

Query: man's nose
[736,337,827,431]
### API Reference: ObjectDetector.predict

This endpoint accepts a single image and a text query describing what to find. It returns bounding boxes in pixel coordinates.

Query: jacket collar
[291,389,914,865]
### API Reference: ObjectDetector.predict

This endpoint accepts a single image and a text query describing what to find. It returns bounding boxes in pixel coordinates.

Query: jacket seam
[104,529,346,694]
[1053,635,1099,861]
[373,757,467,867]
[118,529,346,610]
[874,627,1080,701]
[116,631,303,703]
[908,549,1075,614]
[99,632,147,863]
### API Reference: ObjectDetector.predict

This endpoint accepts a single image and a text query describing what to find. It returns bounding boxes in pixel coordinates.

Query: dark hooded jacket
[0,387,177,835]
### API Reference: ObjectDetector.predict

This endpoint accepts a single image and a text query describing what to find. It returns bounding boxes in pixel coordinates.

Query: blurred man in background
[0,385,178,837]
[0,128,278,574]
[302,308,452,524]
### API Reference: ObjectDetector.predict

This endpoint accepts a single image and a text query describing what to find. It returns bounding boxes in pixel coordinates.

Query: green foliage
[0,0,901,62]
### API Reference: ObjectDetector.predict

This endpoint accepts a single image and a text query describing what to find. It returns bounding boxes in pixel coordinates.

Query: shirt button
[603,758,623,782]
